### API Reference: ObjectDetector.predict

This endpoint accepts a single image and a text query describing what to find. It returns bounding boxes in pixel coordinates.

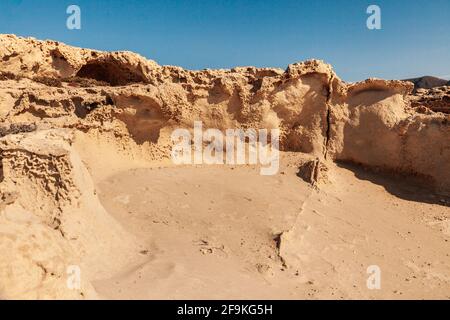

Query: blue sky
[1,0,449,81]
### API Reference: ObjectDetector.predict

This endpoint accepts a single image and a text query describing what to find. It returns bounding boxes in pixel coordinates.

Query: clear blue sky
[1,0,449,81]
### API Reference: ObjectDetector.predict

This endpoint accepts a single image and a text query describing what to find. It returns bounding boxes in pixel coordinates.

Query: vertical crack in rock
[324,75,334,160]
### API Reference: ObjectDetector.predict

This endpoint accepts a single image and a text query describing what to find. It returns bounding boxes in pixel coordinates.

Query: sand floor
[90,156,450,299]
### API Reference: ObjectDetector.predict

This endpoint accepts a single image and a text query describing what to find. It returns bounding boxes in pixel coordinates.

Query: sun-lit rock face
[0,34,449,298]
[409,86,450,114]
[1,34,448,193]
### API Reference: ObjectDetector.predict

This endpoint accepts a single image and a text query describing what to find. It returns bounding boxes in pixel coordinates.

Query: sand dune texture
[0,34,449,299]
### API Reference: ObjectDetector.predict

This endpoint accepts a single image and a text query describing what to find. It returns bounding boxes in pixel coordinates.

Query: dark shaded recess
[2,52,19,62]
[62,76,109,87]
[72,95,114,119]
[250,78,263,93]
[0,71,19,81]
[75,102,100,119]
[32,76,62,87]
[75,61,146,86]
[0,123,37,137]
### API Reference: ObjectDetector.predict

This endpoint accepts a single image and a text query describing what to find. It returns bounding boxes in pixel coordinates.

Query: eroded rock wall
[0,129,142,299]
[1,34,449,193]
[0,34,449,193]
[1,33,450,299]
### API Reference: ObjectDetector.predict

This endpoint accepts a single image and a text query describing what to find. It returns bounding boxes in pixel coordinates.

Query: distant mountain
[403,76,449,90]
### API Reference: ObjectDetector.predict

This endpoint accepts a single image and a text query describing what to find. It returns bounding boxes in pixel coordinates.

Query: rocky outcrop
[409,86,450,114]
[1,34,448,195]
[1,33,450,299]
[297,158,329,187]
[0,129,142,299]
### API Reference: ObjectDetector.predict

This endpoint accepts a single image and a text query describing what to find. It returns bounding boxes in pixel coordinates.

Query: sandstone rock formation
[2,34,448,193]
[0,129,142,298]
[0,34,449,299]
[409,86,450,114]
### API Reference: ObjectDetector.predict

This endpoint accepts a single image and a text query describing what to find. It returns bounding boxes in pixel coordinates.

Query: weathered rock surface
[0,34,449,298]
[0,129,142,299]
[409,86,450,114]
[2,34,447,193]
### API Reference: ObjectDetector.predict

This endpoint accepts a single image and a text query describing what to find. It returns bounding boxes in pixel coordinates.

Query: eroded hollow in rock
[114,96,168,144]
[75,61,146,86]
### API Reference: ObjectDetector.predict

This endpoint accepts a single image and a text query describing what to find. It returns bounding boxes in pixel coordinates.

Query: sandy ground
[89,154,450,299]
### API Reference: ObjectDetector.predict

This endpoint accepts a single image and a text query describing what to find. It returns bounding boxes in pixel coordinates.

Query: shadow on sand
[336,161,450,207]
